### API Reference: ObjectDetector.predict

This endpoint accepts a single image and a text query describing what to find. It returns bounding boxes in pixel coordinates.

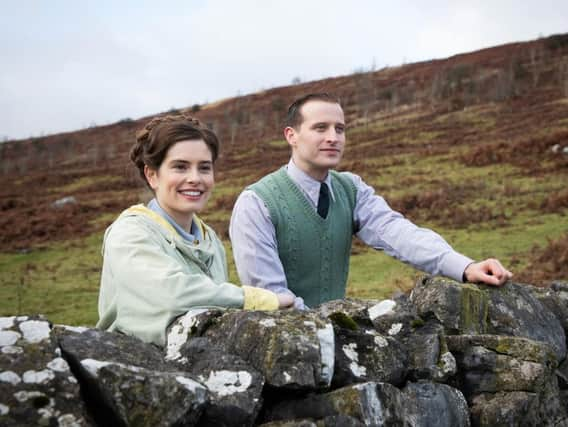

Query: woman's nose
[186,168,201,182]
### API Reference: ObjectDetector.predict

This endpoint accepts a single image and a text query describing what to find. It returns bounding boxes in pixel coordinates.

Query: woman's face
[144,139,214,230]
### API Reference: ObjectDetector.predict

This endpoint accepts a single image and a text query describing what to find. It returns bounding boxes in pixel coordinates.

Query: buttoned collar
[286,159,336,207]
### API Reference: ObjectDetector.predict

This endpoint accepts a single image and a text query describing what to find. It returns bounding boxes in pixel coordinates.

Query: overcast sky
[1,1,567,141]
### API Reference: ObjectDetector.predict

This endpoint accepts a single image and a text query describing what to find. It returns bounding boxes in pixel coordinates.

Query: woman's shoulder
[104,204,172,245]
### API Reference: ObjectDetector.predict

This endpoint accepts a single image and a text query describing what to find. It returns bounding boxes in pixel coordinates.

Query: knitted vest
[249,167,357,307]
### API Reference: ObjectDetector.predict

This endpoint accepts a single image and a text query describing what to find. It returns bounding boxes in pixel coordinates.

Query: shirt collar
[286,159,335,206]
[147,198,202,243]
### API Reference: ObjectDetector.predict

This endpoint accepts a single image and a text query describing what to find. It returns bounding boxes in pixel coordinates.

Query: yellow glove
[242,286,279,311]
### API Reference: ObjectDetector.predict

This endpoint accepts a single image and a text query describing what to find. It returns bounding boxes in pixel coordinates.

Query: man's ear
[144,165,159,190]
[284,126,296,148]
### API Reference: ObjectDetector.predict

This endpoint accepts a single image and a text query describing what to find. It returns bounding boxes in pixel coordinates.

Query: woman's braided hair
[130,113,220,189]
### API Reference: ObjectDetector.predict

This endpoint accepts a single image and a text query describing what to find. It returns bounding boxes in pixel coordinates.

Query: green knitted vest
[249,167,357,307]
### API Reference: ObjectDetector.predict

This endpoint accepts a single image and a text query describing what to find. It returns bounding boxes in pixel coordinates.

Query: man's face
[285,100,345,181]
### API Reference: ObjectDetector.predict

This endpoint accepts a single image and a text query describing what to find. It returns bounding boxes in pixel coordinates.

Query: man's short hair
[284,93,341,129]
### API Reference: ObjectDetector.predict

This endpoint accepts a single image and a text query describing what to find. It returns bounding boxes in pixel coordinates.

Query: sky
[1,1,567,141]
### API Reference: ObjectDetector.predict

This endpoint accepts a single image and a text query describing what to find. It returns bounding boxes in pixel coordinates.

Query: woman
[97,114,293,346]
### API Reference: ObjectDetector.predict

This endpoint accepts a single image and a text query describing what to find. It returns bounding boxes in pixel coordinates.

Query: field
[1,35,567,326]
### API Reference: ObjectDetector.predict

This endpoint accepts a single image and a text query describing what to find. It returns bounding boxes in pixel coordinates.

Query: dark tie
[317,183,330,218]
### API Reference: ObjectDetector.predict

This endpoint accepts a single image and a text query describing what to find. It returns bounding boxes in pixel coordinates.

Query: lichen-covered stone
[405,321,457,382]
[175,336,265,427]
[401,382,470,427]
[78,359,208,426]
[198,310,335,391]
[410,276,489,335]
[484,282,566,362]
[447,335,557,397]
[0,316,91,426]
[55,325,172,372]
[264,382,405,426]
[469,381,568,427]
[332,326,407,388]
[315,298,381,327]
[259,416,365,427]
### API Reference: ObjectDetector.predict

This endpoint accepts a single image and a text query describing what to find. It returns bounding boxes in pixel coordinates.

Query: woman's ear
[144,165,159,190]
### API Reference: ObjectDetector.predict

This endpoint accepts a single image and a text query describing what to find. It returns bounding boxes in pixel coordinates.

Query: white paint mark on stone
[81,359,142,378]
[23,369,55,384]
[1,345,23,354]
[259,319,276,327]
[14,390,46,402]
[199,370,253,396]
[19,320,50,343]
[343,343,367,377]
[68,376,78,384]
[317,323,335,386]
[0,371,21,385]
[364,329,388,347]
[283,372,292,382]
[388,323,403,336]
[16,316,29,322]
[0,403,9,416]
[0,330,21,346]
[58,413,82,427]
[80,359,111,377]
[438,352,457,377]
[357,382,385,425]
[165,309,208,362]
[0,317,15,330]
[303,321,316,329]
[175,376,204,393]
[47,357,70,372]
[368,299,396,320]
[59,325,89,334]
[374,336,388,347]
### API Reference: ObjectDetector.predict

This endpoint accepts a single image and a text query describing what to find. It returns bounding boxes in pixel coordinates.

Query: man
[230,93,512,309]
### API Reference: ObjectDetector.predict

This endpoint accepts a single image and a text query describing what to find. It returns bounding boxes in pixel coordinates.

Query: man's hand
[276,293,295,308]
[464,258,513,286]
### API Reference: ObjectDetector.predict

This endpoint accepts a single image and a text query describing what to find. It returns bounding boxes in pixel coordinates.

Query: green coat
[97,205,246,346]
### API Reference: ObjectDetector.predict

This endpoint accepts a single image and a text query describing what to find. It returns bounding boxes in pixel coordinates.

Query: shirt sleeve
[345,172,474,282]
[229,190,307,309]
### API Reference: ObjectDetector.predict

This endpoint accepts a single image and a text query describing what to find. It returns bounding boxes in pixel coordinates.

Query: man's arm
[346,172,510,285]
[229,190,306,309]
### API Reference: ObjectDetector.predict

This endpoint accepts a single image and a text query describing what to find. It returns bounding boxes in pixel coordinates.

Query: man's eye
[336,126,345,134]
[173,164,186,170]
[199,165,212,172]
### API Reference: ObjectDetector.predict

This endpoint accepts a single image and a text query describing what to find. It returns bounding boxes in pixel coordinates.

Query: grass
[0,234,102,326]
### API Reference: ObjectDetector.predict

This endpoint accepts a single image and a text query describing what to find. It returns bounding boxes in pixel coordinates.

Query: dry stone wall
[1,277,568,426]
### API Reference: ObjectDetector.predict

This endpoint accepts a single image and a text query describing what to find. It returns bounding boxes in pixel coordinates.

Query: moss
[410,318,425,328]
[329,312,359,331]
[459,284,488,334]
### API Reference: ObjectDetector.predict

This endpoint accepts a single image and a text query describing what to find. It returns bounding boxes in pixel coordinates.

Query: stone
[264,382,405,426]
[332,325,407,388]
[55,325,172,372]
[197,310,335,391]
[484,282,566,362]
[78,359,207,426]
[410,276,489,335]
[447,335,557,398]
[401,382,470,427]
[174,336,265,427]
[0,315,92,426]
[405,321,457,382]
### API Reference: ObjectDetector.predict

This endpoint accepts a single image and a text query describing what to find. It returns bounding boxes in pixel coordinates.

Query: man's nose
[326,128,340,142]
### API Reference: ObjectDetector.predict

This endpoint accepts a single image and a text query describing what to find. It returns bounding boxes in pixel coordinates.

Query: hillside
[1,34,568,325]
